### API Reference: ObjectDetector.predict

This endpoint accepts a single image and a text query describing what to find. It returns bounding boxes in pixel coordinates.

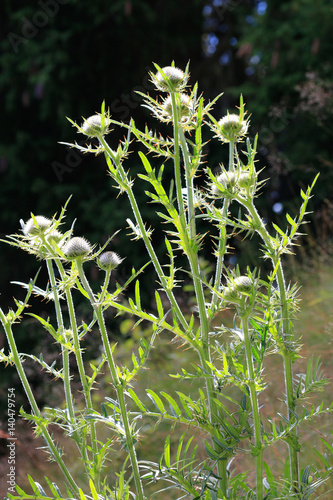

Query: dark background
[0,0,333,406]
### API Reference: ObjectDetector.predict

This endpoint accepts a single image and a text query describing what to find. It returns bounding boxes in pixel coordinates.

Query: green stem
[178,128,196,239]
[241,311,263,500]
[211,141,234,308]
[0,308,79,494]
[55,258,99,477]
[238,197,299,490]
[276,266,299,491]
[176,108,229,495]
[99,136,189,332]
[45,260,78,442]
[188,249,228,497]
[170,93,186,229]
[76,259,145,500]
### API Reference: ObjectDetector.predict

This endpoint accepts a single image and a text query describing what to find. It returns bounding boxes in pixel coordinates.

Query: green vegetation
[0,63,332,499]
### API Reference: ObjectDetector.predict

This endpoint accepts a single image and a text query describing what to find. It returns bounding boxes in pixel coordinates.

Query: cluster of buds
[62,237,122,272]
[142,64,199,129]
[22,215,65,259]
[22,217,122,273]
[211,169,256,199]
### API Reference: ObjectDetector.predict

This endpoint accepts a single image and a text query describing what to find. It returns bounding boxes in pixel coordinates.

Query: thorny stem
[178,127,196,239]
[170,92,187,229]
[99,135,189,331]
[45,259,80,453]
[241,311,263,500]
[55,259,99,478]
[0,307,79,494]
[41,235,97,477]
[211,141,234,308]
[76,259,145,500]
[237,195,299,491]
[176,110,228,496]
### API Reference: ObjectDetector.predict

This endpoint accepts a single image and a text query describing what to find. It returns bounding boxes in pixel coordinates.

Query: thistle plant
[1,62,332,500]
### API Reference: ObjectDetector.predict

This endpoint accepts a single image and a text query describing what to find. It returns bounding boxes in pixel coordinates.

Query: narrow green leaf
[27,475,39,495]
[79,489,87,500]
[161,391,182,417]
[176,392,194,419]
[272,223,288,239]
[205,439,219,459]
[175,433,185,466]
[139,151,153,173]
[286,212,297,228]
[89,480,99,500]
[146,390,166,413]
[155,290,164,319]
[263,461,278,494]
[164,435,171,468]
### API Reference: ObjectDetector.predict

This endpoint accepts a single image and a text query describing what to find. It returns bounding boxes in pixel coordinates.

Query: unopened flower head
[152,66,188,92]
[97,251,122,271]
[217,114,248,143]
[223,276,253,303]
[211,172,237,197]
[46,229,63,245]
[81,114,112,138]
[238,171,256,189]
[162,93,191,121]
[23,216,52,236]
[63,237,92,259]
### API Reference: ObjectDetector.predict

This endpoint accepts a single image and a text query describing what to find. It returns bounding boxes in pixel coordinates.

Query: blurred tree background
[0,0,332,407]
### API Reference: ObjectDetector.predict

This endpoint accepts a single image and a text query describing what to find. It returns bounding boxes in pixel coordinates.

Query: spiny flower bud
[211,172,237,197]
[81,114,111,138]
[23,216,51,236]
[63,237,92,259]
[97,251,122,271]
[238,172,255,189]
[217,114,248,143]
[153,66,188,92]
[46,229,63,245]
[223,276,253,303]
[232,276,253,292]
[162,93,191,120]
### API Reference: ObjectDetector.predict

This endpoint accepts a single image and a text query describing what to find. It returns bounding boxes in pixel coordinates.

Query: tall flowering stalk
[0,62,332,500]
